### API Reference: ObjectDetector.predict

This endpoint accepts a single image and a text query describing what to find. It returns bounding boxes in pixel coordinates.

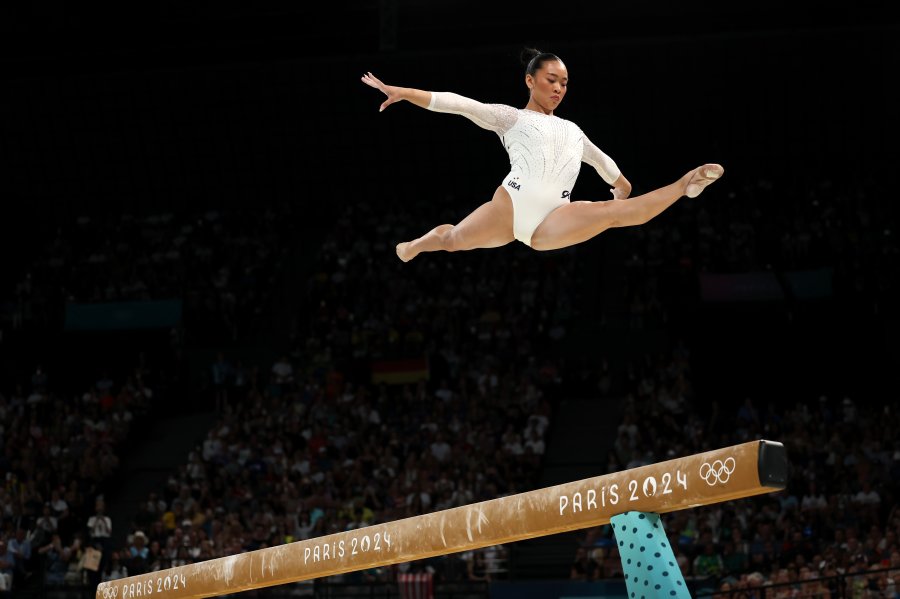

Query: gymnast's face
[526,60,568,113]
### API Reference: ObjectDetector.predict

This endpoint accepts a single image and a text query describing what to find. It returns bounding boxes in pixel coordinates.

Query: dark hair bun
[520,47,542,65]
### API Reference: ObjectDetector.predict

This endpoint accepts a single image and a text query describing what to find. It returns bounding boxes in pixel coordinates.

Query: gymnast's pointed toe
[396,242,413,262]
[685,163,724,198]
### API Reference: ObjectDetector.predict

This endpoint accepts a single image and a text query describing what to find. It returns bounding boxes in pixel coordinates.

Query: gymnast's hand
[361,72,403,112]
[610,174,633,200]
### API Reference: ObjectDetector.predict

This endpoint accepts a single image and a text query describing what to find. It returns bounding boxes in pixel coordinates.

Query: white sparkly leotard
[427,91,621,247]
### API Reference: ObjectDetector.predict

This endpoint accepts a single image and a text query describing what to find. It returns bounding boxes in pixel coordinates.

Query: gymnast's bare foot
[396,242,415,262]
[684,163,724,198]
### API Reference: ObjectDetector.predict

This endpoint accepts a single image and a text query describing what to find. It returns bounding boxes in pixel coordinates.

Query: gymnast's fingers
[379,97,396,112]
[361,72,386,92]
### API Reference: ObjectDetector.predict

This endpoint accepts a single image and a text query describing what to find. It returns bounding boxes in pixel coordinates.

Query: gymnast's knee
[440,227,463,252]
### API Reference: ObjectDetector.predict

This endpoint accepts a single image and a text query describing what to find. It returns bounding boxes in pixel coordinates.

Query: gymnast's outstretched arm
[361,72,517,134]
[361,72,433,110]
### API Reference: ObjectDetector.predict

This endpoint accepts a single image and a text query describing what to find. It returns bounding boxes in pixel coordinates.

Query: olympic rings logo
[699,457,736,486]
[100,586,119,599]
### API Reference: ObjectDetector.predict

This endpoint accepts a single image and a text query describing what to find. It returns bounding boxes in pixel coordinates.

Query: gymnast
[361,48,724,262]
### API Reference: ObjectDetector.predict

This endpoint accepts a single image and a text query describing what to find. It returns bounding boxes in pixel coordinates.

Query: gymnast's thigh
[448,186,515,249]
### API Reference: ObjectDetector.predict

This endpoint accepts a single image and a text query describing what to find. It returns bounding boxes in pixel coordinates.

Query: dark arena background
[1,2,899,598]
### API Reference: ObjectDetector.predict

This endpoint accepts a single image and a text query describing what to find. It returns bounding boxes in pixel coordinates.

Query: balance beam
[97,440,786,599]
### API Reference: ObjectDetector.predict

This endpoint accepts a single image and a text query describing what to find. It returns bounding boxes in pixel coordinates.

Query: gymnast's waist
[503,174,573,199]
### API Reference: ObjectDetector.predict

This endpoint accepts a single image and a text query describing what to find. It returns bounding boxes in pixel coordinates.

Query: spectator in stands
[797,565,831,598]
[722,539,750,579]
[801,480,828,511]
[127,531,150,575]
[86,497,112,586]
[271,355,294,394]
[524,427,545,456]
[37,534,70,586]
[102,551,129,582]
[7,528,32,585]
[693,542,725,578]
[48,488,68,516]
[145,540,163,571]
[429,432,452,463]
[0,540,14,592]
[852,481,881,507]
[62,534,85,586]
[87,498,112,549]
[34,503,58,547]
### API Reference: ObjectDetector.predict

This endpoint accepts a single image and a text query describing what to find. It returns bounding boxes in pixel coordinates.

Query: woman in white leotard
[361,48,723,262]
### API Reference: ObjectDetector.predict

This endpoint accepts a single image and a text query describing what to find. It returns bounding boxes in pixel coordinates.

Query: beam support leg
[612,511,690,599]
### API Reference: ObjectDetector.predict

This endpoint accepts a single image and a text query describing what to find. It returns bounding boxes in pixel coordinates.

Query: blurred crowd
[0,360,155,592]
[2,205,296,343]
[622,173,897,317]
[1,164,897,597]
[99,196,577,586]
[572,350,900,597]
[0,194,576,593]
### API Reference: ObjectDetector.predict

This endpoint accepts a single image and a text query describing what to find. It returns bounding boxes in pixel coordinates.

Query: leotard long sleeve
[426,91,621,185]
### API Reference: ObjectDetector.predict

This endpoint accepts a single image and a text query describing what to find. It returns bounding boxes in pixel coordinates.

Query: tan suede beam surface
[97,440,786,599]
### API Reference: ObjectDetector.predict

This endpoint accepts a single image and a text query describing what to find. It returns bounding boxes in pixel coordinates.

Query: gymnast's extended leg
[396,187,515,262]
[529,164,723,252]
